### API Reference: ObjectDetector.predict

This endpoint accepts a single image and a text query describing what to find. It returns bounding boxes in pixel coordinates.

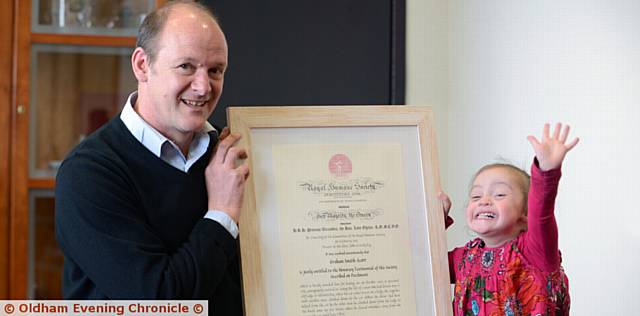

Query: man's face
[142,7,228,140]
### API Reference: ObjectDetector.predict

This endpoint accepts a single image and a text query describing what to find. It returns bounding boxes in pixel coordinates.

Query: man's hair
[136,0,219,64]
[470,163,531,215]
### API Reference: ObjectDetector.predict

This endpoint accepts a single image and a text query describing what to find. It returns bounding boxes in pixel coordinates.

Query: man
[55,1,248,314]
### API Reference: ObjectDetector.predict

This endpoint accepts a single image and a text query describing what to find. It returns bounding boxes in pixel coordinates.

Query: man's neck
[172,133,195,157]
[133,98,195,156]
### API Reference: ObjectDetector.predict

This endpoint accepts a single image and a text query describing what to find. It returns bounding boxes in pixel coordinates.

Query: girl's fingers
[527,135,541,150]
[552,122,561,140]
[438,192,452,215]
[559,124,570,143]
[566,137,580,151]
[543,123,550,141]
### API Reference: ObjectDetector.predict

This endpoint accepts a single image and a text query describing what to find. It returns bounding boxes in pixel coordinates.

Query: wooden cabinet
[6,0,165,299]
[0,0,15,301]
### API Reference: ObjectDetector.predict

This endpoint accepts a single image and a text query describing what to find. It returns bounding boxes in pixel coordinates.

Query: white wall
[406,0,449,181]
[407,0,640,314]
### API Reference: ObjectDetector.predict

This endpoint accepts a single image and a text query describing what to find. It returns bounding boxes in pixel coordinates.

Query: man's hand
[205,130,250,223]
[527,123,579,171]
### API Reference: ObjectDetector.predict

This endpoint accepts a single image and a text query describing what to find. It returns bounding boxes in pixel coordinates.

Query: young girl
[442,123,577,316]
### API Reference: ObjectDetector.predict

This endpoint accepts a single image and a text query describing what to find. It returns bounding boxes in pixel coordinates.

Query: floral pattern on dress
[488,257,545,316]
[451,235,570,316]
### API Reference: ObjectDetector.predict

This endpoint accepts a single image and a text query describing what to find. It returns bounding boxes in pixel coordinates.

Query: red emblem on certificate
[328,154,352,178]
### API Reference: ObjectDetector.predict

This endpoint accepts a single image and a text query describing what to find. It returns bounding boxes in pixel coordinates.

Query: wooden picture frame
[228,106,451,316]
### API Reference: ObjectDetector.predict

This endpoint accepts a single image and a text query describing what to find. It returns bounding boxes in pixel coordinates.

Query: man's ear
[131,47,149,82]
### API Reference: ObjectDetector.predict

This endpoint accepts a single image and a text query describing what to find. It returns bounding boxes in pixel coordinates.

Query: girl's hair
[470,163,531,215]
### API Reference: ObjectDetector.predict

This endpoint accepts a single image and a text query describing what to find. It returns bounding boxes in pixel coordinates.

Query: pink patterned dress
[447,161,570,315]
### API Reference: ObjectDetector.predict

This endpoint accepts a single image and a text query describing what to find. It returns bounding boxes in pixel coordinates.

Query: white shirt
[120,92,238,238]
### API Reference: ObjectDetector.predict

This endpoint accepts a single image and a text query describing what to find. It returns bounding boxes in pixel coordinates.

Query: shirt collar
[120,92,216,159]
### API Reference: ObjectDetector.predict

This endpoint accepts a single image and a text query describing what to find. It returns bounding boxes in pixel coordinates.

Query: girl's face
[465,167,527,247]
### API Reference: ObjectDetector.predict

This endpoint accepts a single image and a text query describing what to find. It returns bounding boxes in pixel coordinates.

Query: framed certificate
[228,106,451,316]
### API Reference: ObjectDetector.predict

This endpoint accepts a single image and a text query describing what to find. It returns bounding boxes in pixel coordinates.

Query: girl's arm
[525,160,562,271]
[524,123,578,272]
[438,192,457,283]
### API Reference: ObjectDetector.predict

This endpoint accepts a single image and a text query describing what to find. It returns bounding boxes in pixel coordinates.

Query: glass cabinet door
[29,190,60,299]
[33,0,155,36]
[10,0,164,299]
[26,45,136,298]
[29,44,136,179]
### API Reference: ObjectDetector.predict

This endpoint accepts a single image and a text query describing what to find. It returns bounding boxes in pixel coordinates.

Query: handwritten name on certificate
[272,144,417,316]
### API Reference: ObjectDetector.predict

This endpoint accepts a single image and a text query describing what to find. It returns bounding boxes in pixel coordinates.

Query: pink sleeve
[523,159,562,272]
[445,216,456,283]
[445,215,454,229]
[448,247,464,284]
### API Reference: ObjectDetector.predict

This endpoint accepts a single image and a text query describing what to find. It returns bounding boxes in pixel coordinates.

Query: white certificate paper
[272,144,417,316]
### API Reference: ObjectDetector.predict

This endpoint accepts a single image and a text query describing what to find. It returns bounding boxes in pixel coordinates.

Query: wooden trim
[0,0,15,299]
[10,0,31,299]
[28,179,56,190]
[229,106,428,128]
[31,34,136,47]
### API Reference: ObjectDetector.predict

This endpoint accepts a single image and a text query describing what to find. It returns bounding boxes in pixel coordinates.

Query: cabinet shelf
[32,0,154,38]
[31,33,136,47]
[28,179,55,190]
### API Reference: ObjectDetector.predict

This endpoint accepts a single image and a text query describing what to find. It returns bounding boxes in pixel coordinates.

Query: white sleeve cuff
[204,210,239,239]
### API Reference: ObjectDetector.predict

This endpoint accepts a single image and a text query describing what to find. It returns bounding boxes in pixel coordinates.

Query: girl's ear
[131,47,149,82]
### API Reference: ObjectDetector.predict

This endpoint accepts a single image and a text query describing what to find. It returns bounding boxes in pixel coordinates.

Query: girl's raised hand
[526,123,579,171]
